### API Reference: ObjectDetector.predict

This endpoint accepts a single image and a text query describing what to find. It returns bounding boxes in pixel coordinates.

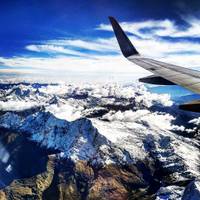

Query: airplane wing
[109,16,200,112]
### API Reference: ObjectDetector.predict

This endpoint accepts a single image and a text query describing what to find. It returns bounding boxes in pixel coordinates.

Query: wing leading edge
[109,16,200,112]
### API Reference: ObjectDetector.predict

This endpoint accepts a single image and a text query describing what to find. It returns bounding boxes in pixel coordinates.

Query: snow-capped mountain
[0,82,199,200]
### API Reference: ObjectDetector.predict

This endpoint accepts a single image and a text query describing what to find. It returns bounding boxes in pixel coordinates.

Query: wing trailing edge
[139,75,176,85]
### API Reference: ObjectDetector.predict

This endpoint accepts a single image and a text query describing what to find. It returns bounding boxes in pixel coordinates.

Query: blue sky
[1,0,200,82]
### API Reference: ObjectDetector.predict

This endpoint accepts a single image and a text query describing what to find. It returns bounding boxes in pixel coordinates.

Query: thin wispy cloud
[26,44,87,57]
[47,38,119,52]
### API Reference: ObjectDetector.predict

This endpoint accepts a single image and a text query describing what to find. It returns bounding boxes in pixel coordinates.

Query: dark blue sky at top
[0,0,199,57]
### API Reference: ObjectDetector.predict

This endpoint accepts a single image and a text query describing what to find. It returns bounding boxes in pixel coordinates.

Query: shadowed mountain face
[0,82,199,200]
[0,127,60,188]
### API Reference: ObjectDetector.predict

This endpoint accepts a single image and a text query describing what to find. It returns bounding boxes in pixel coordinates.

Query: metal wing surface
[109,16,200,94]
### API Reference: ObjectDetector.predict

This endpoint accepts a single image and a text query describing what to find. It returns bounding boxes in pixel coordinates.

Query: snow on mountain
[0,111,133,166]
[156,185,184,200]
[0,84,48,111]
[46,97,83,121]
[0,112,22,129]
[93,109,200,178]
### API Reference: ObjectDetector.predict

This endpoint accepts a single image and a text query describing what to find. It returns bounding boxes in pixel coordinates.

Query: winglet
[109,16,139,57]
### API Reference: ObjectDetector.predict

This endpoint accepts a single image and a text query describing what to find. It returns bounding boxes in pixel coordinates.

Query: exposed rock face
[0,126,56,198]
[43,159,150,200]
[0,159,152,200]
[2,156,54,200]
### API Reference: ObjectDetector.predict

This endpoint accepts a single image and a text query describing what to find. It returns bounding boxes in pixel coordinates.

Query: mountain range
[0,82,199,200]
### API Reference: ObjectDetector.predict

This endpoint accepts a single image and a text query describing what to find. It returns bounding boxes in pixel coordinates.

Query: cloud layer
[1,16,200,82]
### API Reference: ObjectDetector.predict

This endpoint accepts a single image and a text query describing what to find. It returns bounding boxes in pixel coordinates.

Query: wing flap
[179,100,200,112]
[139,75,176,85]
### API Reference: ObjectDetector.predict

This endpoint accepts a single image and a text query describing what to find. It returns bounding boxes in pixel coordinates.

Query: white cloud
[101,109,176,131]
[0,54,148,74]
[26,44,87,56]
[189,117,200,125]
[135,91,173,107]
[0,100,41,111]
[102,109,150,122]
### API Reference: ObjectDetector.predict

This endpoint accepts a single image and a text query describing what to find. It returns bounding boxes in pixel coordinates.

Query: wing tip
[108,16,139,57]
[108,16,116,23]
